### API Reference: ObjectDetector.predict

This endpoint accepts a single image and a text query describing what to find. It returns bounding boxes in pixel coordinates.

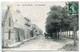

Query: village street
[2,2,79,52]
[3,35,78,51]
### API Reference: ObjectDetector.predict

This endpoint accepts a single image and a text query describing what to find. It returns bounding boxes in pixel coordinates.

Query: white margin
[0,0,80,52]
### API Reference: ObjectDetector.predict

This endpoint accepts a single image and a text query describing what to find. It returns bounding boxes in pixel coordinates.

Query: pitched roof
[2,6,26,29]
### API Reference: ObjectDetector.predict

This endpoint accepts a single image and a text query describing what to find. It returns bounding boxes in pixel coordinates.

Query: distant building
[31,24,43,36]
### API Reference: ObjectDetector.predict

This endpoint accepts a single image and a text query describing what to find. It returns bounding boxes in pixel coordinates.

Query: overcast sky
[2,2,66,32]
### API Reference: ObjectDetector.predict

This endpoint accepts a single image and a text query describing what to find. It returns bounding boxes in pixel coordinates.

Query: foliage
[46,6,62,33]
[45,5,78,38]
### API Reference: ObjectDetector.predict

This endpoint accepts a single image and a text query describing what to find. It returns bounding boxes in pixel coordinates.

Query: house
[31,24,43,36]
[2,6,28,47]
[2,6,43,48]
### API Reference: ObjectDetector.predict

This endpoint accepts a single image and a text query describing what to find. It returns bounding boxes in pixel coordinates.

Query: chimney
[7,4,12,10]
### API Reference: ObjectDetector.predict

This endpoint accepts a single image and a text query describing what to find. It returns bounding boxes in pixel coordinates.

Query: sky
[2,2,66,32]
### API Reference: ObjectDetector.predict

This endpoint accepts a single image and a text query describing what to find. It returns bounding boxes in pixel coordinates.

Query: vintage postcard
[2,1,79,52]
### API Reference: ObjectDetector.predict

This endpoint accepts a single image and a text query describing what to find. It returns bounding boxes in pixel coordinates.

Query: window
[9,17,11,27]
[8,30,11,39]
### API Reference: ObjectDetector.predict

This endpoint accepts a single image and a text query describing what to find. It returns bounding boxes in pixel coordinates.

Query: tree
[46,4,78,41]
[63,3,79,46]
[70,15,79,46]
[46,6,63,39]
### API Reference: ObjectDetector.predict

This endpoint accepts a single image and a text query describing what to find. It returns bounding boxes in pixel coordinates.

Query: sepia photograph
[2,1,79,51]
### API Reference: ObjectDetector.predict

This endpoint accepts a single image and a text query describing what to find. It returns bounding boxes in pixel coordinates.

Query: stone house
[2,6,30,47]
[2,6,43,48]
